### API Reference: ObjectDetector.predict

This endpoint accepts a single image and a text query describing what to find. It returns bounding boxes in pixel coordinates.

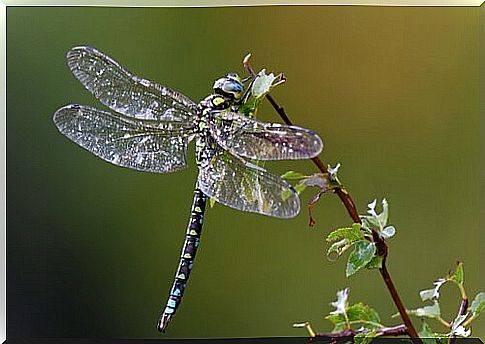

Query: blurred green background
[7,5,483,339]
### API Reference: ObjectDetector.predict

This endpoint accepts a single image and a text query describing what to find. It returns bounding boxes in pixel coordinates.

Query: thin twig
[243,55,422,342]
[458,298,469,318]
[315,329,356,338]
[456,281,469,318]
[315,324,408,338]
[437,316,451,328]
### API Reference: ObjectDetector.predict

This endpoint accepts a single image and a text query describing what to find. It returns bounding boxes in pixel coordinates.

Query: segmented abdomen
[158,188,207,332]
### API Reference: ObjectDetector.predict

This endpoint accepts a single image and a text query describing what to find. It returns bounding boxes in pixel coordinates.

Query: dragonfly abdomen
[158,188,207,332]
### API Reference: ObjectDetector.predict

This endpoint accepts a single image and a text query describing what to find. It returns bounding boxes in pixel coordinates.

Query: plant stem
[315,324,408,338]
[458,298,469,317]
[243,55,422,342]
[456,283,469,319]
[379,257,421,339]
[457,283,468,300]
[462,314,476,327]
[437,316,451,328]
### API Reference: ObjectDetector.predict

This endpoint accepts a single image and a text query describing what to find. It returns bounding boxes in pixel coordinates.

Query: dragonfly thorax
[195,100,224,169]
[195,75,243,170]
[199,94,232,111]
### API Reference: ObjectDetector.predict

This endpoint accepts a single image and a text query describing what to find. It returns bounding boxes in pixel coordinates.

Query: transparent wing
[53,104,194,173]
[66,46,198,123]
[209,111,323,161]
[197,150,300,218]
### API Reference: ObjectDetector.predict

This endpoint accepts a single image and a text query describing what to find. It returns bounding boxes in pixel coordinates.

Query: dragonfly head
[213,73,244,100]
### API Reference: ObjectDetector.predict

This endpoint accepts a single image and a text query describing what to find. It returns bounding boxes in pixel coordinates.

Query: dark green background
[7,6,483,339]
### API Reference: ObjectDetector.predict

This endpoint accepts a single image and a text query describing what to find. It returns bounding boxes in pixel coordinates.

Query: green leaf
[408,301,441,319]
[346,241,377,277]
[420,321,435,336]
[419,322,438,343]
[470,292,485,315]
[323,315,347,333]
[366,256,383,270]
[238,98,258,116]
[327,239,354,258]
[327,225,364,243]
[355,330,379,344]
[346,302,381,326]
[352,222,362,232]
[360,217,376,231]
[281,170,306,180]
[324,317,351,333]
[326,225,364,259]
[450,262,464,286]
[325,289,382,335]
[294,183,307,194]
[325,313,345,326]
[361,215,381,229]
[281,189,293,202]
[209,197,216,208]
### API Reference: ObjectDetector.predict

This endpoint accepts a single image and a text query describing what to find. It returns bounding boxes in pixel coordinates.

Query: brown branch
[315,324,408,339]
[458,298,469,317]
[315,329,356,338]
[243,55,421,342]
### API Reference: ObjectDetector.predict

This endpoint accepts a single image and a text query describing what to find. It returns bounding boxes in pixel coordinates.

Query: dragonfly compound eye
[213,76,244,100]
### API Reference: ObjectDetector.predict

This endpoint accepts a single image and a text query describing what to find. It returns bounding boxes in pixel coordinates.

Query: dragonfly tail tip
[157,314,172,333]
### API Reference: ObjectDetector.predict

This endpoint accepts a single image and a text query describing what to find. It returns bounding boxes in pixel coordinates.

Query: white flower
[450,314,471,337]
[330,288,350,315]
[367,199,378,217]
[419,278,447,301]
[453,326,471,337]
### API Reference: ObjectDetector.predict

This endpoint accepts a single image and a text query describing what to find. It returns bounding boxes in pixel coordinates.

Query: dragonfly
[53,46,324,332]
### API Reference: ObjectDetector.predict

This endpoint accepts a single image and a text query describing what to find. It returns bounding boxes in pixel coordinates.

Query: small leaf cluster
[294,288,386,343]
[326,199,395,277]
[238,69,285,117]
[360,199,396,240]
[281,164,342,226]
[281,164,342,197]
[326,288,382,333]
[405,262,484,340]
